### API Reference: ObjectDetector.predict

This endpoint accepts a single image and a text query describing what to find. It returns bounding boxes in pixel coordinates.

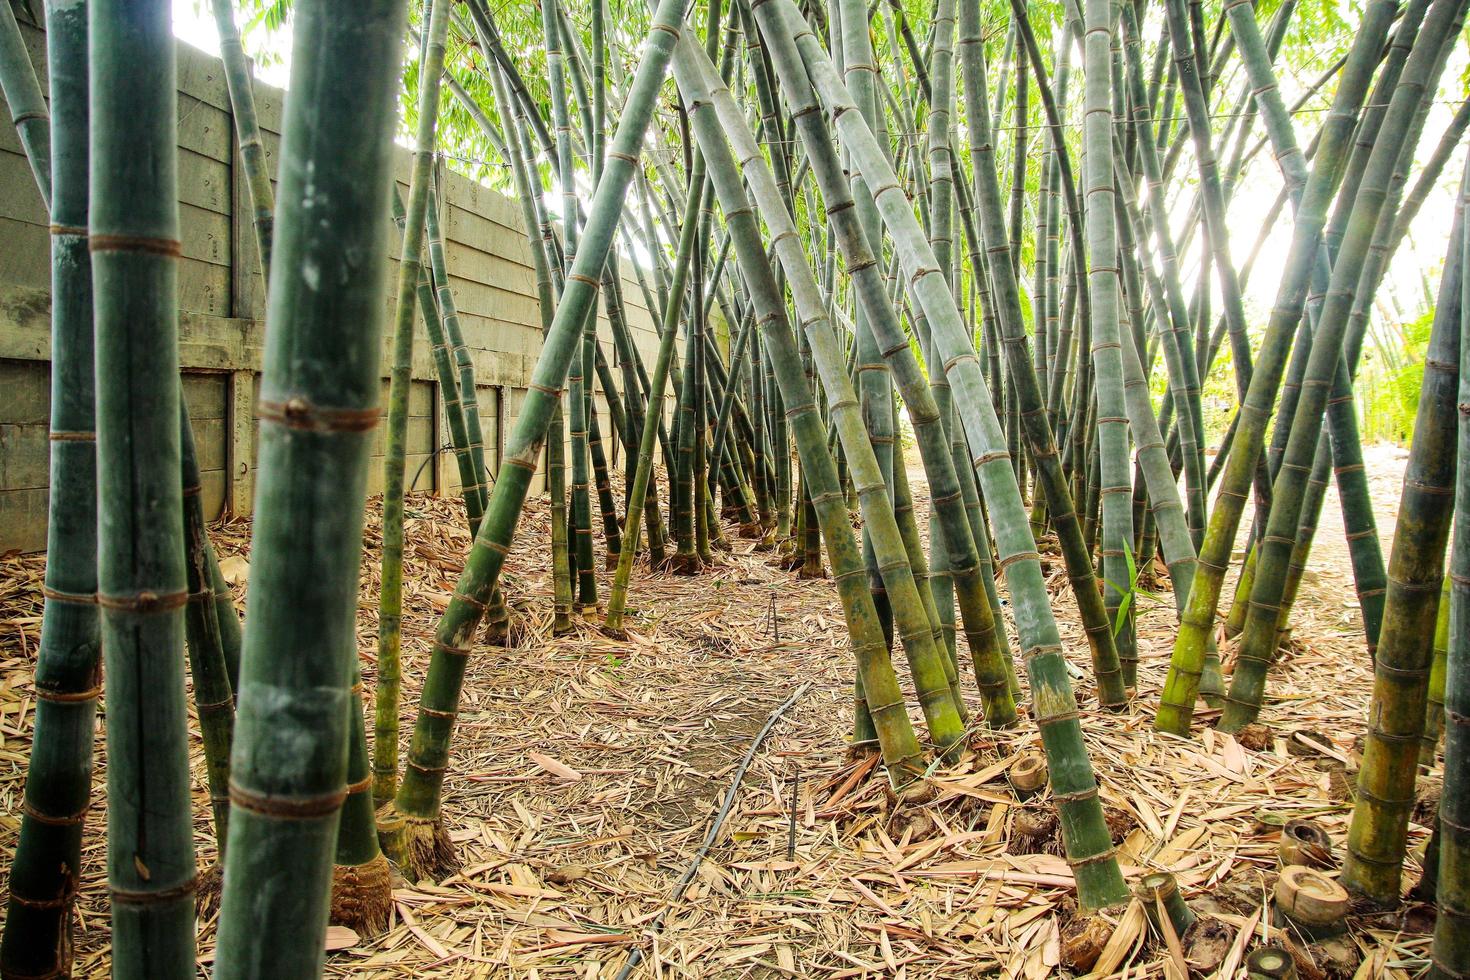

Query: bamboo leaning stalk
[486,62,577,634]
[958,0,1129,707]
[675,33,969,747]
[181,416,236,855]
[1155,0,1398,735]
[753,0,1130,911]
[382,0,696,879]
[676,34,939,764]
[1220,0,1464,732]
[0,0,48,207]
[840,0,900,667]
[376,0,450,805]
[209,0,274,275]
[688,36,1015,723]
[1217,0,1417,665]
[0,4,94,974]
[1341,163,1464,909]
[426,178,491,517]
[212,0,408,973]
[545,0,600,604]
[1432,151,1470,980]
[90,3,196,972]
[395,187,482,532]
[606,161,708,631]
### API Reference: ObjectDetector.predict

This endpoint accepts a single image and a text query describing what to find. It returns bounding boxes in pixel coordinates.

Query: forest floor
[0,443,1441,978]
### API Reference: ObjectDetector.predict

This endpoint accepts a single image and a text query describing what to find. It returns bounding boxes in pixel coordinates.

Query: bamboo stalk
[753,0,1129,910]
[1431,148,1470,980]
[0,1,48,207]
[90,3,196,971]
[0,5,95,972]
[383,0,696,878]
[375,0,451,808]
[1342,161,1465,908]
[213,1,408,972]
[209,0,274,276]
[1155,0,1398,734]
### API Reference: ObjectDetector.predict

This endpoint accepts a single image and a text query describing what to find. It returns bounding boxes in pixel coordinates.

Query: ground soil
[0,443,1436,977]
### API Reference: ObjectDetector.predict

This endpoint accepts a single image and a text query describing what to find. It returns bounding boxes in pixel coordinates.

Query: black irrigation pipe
[615,681,814,979]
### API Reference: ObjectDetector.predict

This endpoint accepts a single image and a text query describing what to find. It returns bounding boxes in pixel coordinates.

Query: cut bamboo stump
[1278,819,1334,868]
[1009,751,1048,799]
[1273,865,1350,940]
[1135,871,1196,939]
[1244,945,1299,979]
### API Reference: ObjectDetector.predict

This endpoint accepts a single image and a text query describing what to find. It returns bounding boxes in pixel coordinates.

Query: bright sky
[171,1,1468,329]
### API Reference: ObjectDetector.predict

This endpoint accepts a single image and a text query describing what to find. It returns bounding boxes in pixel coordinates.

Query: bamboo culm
[213,1,408,973]
[90,2,197,972]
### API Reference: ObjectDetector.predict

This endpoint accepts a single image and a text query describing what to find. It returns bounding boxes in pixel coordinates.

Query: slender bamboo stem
[0,5,95,972]
[755,0,1128,909]
[209,0,274,277]
[384,0,696,878]
[0,1,48,207]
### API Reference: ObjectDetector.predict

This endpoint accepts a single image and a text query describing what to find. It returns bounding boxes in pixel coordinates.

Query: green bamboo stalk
[330,672,392,937]
[686,48,949,759]
[607,161,709,630]
[678,38,969,745]
[382,0,697,879]
[1422,575,1451,766]
[755,0,1128,910]
[1155,0,1397,735]
[1114,194,1198,604]
[957,1,1129,705]
[486,61,577,631]
[0,0,48,207]
[1220,0,1463,732]
[687,29,1017,724]
[0,4,94,972]
[209,0,274,276]
[1115,2,1206,546]
[425,178,491,517]
[1341,163,1463,908]
[90,3,195,972]
[1079,0,1137,689]
[545,0,599,607]
[1431,153,1470,980]
[374,0,450,807]
[396,186,483,533]
[213,0,407,972]
[1162,0,1254,398]
[181,413,235,853]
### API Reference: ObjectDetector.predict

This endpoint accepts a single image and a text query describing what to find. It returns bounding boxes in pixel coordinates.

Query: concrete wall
[0,18,665,554]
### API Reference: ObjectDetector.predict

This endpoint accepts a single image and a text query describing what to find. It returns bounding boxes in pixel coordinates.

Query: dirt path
[0,446,1430,978]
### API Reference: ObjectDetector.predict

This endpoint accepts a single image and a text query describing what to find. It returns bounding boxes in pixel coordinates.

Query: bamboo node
[110,874,198,905]
[87,233,181,257]
[228,780,349,819]
[21,801,89,827]
[40,585,96,604]
[97,589,187,613]
[258,398,378,433]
